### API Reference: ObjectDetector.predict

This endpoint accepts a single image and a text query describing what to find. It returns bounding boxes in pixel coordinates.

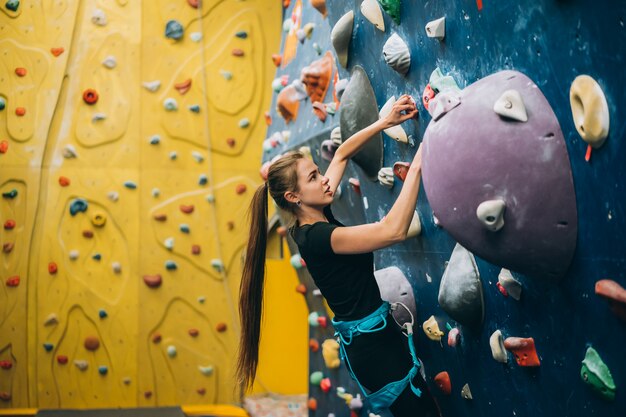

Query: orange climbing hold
[235,183,247,194]
[595,279,626,322]
[311,0,327,17]
[180,204,194,214]
[56,355,68,364]
[84,336,100,351]
[58,176,71,186]
[301,52,334,104]
[434,371,451,395]
[296,283,307,294]
[15,67,26,77]
[264,111,272,125]
[51,47,65,57]
[0,140,8,154]
[226,137,236,147]
[153,213,167,221]
[174,78,192,95]
[503,337,540,367]
[48,262,58,275]
[82,89,99,105]
[232,48,244,57]
[216,322,227,332]
[320,377,332,393]
[188,328,199,337]
[585,144,592,162]
[143,274,162,288]
[4,220,16,230]
[307,398,317,410]
[271,54,282,67]
[191,244,201,255]
[309,338,319,352]
[276,85,301,123]
[151,333,162,344]
[15,107,25,116]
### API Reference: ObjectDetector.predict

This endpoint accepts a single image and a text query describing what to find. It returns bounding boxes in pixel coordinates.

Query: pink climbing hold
[348,178,360,194]
[448,327,460,347]
[317,316,328,328]
[595,279,626,322]
[422,84,435,110]
[0,360,12,369]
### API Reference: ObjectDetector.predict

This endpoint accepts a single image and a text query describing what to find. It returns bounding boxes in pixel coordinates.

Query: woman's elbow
[379,219,406,245]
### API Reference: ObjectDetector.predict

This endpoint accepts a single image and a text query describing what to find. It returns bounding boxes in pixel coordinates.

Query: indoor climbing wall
[0,0,299,410]
[264,1,625,417]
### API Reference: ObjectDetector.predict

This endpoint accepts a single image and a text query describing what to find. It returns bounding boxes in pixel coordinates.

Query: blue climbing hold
[123,181,137,189]
[179,224,190,233]
[2,189,18,199]
[43,343,54,352]
[6,0,19,12]
[235,30,248,39]
[92,253,102,261]
[98,365,108,375]
[70,198,89,216]
[149,135,161,145]
[198,174,208,186]
[189,104,201,113]
[165,260,178,270]
[0,97,5,110]
[165,20,184,40]
[99,309,108,319]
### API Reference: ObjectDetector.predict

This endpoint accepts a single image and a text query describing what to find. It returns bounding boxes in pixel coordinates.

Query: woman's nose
[322,176,329,185]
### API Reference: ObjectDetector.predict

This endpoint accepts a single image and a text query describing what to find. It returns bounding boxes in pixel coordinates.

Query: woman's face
[293,158,334,208]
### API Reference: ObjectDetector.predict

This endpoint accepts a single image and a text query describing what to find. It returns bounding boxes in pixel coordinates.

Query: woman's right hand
[383,94,418,128]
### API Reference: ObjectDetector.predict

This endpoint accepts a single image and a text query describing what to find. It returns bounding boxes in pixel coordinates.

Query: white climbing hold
[92,113,106,122]
[44,313,59,326]
[569,75,610,148]
[489,330,508,363]
[383,33,411,76]
[166,345,177,358]
[111,261,122,274]
[169,151,177,160]
[330,126,342,146]
[102,55,117,69]
[107,191,119,202]
[69,250,79,260]
[198,296,206,303]
[190,32,202,42]
[379,96,409,143]
[151,188,160,198]
[377,167,394,188]
[360,0,385,32]
[74,360,89,371]
[199,365,214,376]
[476,199,506,232]
[163,98,178,111]
[62,144,78,159]
[211,259,224,272]
[331,10,354,68]
[91,9,107,26]
[220,70,233,80]
[498,268,522,300]
[425,17,446,39]
[142,80,161,92]
[164,237,174,250]
[192,151,204,163]
[406,210,422,238]
[493,89,528,122]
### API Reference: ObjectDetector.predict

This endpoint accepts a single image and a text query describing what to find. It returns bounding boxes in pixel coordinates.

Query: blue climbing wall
[265,1,625,416]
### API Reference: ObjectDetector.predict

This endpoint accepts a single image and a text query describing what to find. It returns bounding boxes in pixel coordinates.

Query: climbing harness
[332,301,423,413]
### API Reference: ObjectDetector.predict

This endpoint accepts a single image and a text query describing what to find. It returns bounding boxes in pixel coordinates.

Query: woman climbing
[237,94,441,417]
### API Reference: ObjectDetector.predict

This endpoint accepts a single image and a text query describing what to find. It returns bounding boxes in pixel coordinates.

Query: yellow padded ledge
[0,409,37,416]
[182,404,248,417]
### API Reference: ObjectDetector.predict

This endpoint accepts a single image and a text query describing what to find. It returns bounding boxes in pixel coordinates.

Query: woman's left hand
[383,94,418,128]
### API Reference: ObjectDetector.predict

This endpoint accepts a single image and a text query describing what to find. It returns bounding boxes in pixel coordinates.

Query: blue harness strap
[332,301,422,413]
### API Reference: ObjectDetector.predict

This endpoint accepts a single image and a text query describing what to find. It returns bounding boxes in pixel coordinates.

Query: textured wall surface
[0,0,309,410]
[265,1,625,417]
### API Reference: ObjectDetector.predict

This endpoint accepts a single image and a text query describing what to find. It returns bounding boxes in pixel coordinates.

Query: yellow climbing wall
[0,0,305,409]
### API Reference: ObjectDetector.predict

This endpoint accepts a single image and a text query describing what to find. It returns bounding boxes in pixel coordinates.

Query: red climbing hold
[216,322,227,332]
[434,371,451,395]
[82,89,99,105]
[0,360,12,369]
[143,274,162,288]
[422,84,435,110]
[48,262,58,275]
[144,391,153,399]
[309,338,320,352]
[153,213,167,221]
[15,68,26,77]
[180,204,195,214]
[271,54,282,67]
[503,337,540,367]
[51,47,65,57]
[6,276,20,287]
[188,328,199,337]
[151,333,162,344]
[191,244,201,255]
[82,230,94,238]
[0,140,8,153]
[0,392,11,401]
[3,243,14,253]
[320,377,332,393]
[393,162,411,182]
[232,48,244,57]
[15,107,25,116]
[235,184,247,194]
[187,0,199,8]
[84,336,100,351]
[585,144,592,162]
[196,387,206,395]
[226,137,236,147]
[4,220,15,230]
[496,282,508,297]
[57,355,69,365]
[58,176,71,186]
[317,316,328,328]
[595,279,626,322]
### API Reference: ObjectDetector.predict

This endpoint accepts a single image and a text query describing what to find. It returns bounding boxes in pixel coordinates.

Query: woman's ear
[284,191,299,205]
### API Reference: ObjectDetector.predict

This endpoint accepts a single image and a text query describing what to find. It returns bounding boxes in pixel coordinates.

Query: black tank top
[290,205,383,321]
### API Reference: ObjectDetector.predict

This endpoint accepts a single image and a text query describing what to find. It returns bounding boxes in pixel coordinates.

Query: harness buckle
[389,302,415,337]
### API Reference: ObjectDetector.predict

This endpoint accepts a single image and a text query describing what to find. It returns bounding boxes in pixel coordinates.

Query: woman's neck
[297,206,327,226]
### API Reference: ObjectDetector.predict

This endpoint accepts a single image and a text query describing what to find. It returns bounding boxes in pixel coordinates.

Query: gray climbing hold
[340,66,383,180]
[374,266,416,325]
[406,211,421,237]
[331,11,354,68]
[149,135,160,145]
[165,20,184,40]
[437,244,484,328]
[498,268,522,300]
[493,89,528,122]
[461,383,473,400]
[476,199,506,232]
[383,33,411,76]
[425,17,445,39]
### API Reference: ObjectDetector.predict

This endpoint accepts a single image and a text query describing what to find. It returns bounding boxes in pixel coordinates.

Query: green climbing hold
[2,189,18,199]
[429,67,461,94]
[5,0,19,12]
[581,347,616,401]
[310,371,324,385]
[69,198,89,216]
[378,0,400,25]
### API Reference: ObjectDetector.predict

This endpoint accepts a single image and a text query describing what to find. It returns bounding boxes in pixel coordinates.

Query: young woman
[237,95,441,417]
